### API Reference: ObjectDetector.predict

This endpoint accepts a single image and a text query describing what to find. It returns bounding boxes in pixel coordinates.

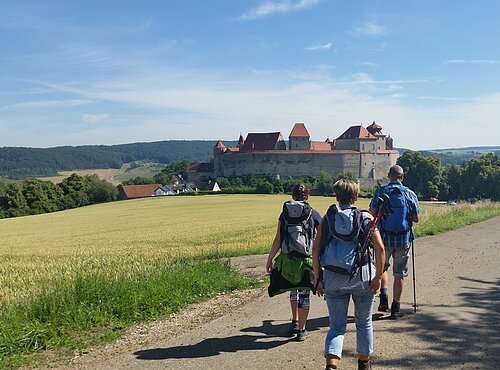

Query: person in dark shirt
[266,184,321,341]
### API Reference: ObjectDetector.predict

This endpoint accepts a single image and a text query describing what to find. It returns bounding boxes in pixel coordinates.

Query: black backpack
[280,200,315,258]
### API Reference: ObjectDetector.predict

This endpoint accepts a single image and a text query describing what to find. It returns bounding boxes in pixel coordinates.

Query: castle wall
[214,150,398,187]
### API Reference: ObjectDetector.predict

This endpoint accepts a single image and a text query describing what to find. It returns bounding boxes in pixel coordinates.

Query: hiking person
[266,183,322,341]
[313,179,386,370]
[369,164,420,318]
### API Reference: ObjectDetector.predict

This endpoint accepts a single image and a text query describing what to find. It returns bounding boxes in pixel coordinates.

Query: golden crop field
[0,194,474,302]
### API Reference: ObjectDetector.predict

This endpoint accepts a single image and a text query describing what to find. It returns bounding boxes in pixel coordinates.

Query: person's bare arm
[369,227,386,294]
[266,224,282,274]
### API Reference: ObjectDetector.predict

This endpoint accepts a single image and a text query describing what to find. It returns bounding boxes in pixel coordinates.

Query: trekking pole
[411,240,418,313]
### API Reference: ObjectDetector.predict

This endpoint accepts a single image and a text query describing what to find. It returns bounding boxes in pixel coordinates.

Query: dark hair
[292,183,309,201]
[388,165,404,180]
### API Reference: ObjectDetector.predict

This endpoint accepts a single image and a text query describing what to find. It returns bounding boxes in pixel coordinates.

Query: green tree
[216,177,231,189]
[442,164,463,200]
[154,160,190,185]
[397,151,443,198]
[89,180,119,203]
[255,179,274,194]
[318,172,334,195]
[4,183,29,217]
[22,180,44,213]
[336,172,358,182]
[461,153,500,200]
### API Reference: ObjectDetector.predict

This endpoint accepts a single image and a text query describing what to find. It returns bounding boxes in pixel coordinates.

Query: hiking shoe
[325,365,338,370]
[290,320,299,334]
[358,359,372,370]
[390,301,401,319]
[296,329,308,341]
[378,293,389,312]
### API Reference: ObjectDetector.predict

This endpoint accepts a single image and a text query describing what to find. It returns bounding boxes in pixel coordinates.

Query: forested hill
[0,142,496,180]
[0,141,235,180]
[398,146,500,166]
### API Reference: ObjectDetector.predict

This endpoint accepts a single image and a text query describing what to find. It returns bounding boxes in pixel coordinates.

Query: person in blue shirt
[369,165,420,318]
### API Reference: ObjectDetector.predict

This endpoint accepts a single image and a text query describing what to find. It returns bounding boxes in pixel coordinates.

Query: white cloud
[2,99,91,110]
[354,62,378,67]
[83,113,110,123]
[444,59,500,65]
[238,0,322,20]
[305,42,332,51]
[353,21,386,37]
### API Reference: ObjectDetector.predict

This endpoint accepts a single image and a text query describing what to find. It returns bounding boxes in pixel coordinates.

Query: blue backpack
[320,206,369,275]
[380,184,410,234]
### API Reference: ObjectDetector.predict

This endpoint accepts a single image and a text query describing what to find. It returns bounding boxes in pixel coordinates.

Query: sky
[1,0,500,150]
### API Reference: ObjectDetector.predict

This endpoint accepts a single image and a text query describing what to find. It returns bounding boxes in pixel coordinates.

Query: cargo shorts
[384,245,410,278]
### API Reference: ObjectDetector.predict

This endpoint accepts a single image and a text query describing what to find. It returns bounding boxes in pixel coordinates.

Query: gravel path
[59,217,499,369]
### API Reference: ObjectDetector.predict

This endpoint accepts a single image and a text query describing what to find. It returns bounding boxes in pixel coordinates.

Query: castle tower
[237,134,244,149]
[289,123,310,150]
[386,135,394,150]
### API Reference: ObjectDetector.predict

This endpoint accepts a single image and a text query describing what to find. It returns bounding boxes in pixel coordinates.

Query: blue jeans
[324,288,375,358]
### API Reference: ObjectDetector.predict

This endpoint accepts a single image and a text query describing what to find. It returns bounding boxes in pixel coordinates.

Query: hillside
[0,142,494,180]
[0,141,236,180]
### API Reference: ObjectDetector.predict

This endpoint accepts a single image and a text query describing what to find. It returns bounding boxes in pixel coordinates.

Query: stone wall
[214,150,398,187]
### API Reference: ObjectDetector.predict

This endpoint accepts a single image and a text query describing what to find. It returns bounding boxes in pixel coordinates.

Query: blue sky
[1,0,499,150]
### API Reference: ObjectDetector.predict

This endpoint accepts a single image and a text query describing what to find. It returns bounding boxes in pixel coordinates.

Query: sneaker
[296,329,308,341]
[358,359,372,370]
[290,320,299,334]
[378,293,389,312]
[390,301,401,319]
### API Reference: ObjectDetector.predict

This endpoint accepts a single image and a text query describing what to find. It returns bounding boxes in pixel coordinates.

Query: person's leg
[352,289,375,363]
[378,247,393,312]
[324,291,350,369]
[393,276,404,301]
[289,290,299,333]
[297,290,310,331]
[390,245,410,317]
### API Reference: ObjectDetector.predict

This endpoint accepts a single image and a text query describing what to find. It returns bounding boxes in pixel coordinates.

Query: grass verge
[0,258,256,369]
[415,203,500,237]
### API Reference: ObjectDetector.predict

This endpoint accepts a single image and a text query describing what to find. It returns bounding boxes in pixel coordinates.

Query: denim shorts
[384,245,410,277]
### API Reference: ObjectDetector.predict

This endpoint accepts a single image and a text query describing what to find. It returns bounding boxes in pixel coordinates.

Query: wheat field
[0,194,488,302]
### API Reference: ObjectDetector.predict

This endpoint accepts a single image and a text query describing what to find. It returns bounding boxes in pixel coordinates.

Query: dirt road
[63,217,499,369]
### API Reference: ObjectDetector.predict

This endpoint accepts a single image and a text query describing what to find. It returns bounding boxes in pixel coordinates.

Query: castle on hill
[212,122,399,187]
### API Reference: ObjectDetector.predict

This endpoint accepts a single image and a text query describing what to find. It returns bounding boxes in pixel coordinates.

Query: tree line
[397,151,499,201]
[0,153,497,219]
[0,174,118,218]
[0,141,233,180]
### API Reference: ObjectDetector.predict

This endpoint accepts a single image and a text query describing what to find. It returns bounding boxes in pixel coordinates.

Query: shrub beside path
[60,217,499,370]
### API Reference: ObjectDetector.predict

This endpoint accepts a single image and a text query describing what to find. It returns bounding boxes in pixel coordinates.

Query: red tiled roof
[336,125,376,140]
[214,140,226,148]
[243,132,283,151]
[368,121,382,129]
[120,184,162,199]
[367,121,384,136]
[289,123,310,137]
[310,141,332,150]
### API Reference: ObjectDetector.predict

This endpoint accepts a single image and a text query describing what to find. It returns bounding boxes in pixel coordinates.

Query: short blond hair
[333,179,359,205]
